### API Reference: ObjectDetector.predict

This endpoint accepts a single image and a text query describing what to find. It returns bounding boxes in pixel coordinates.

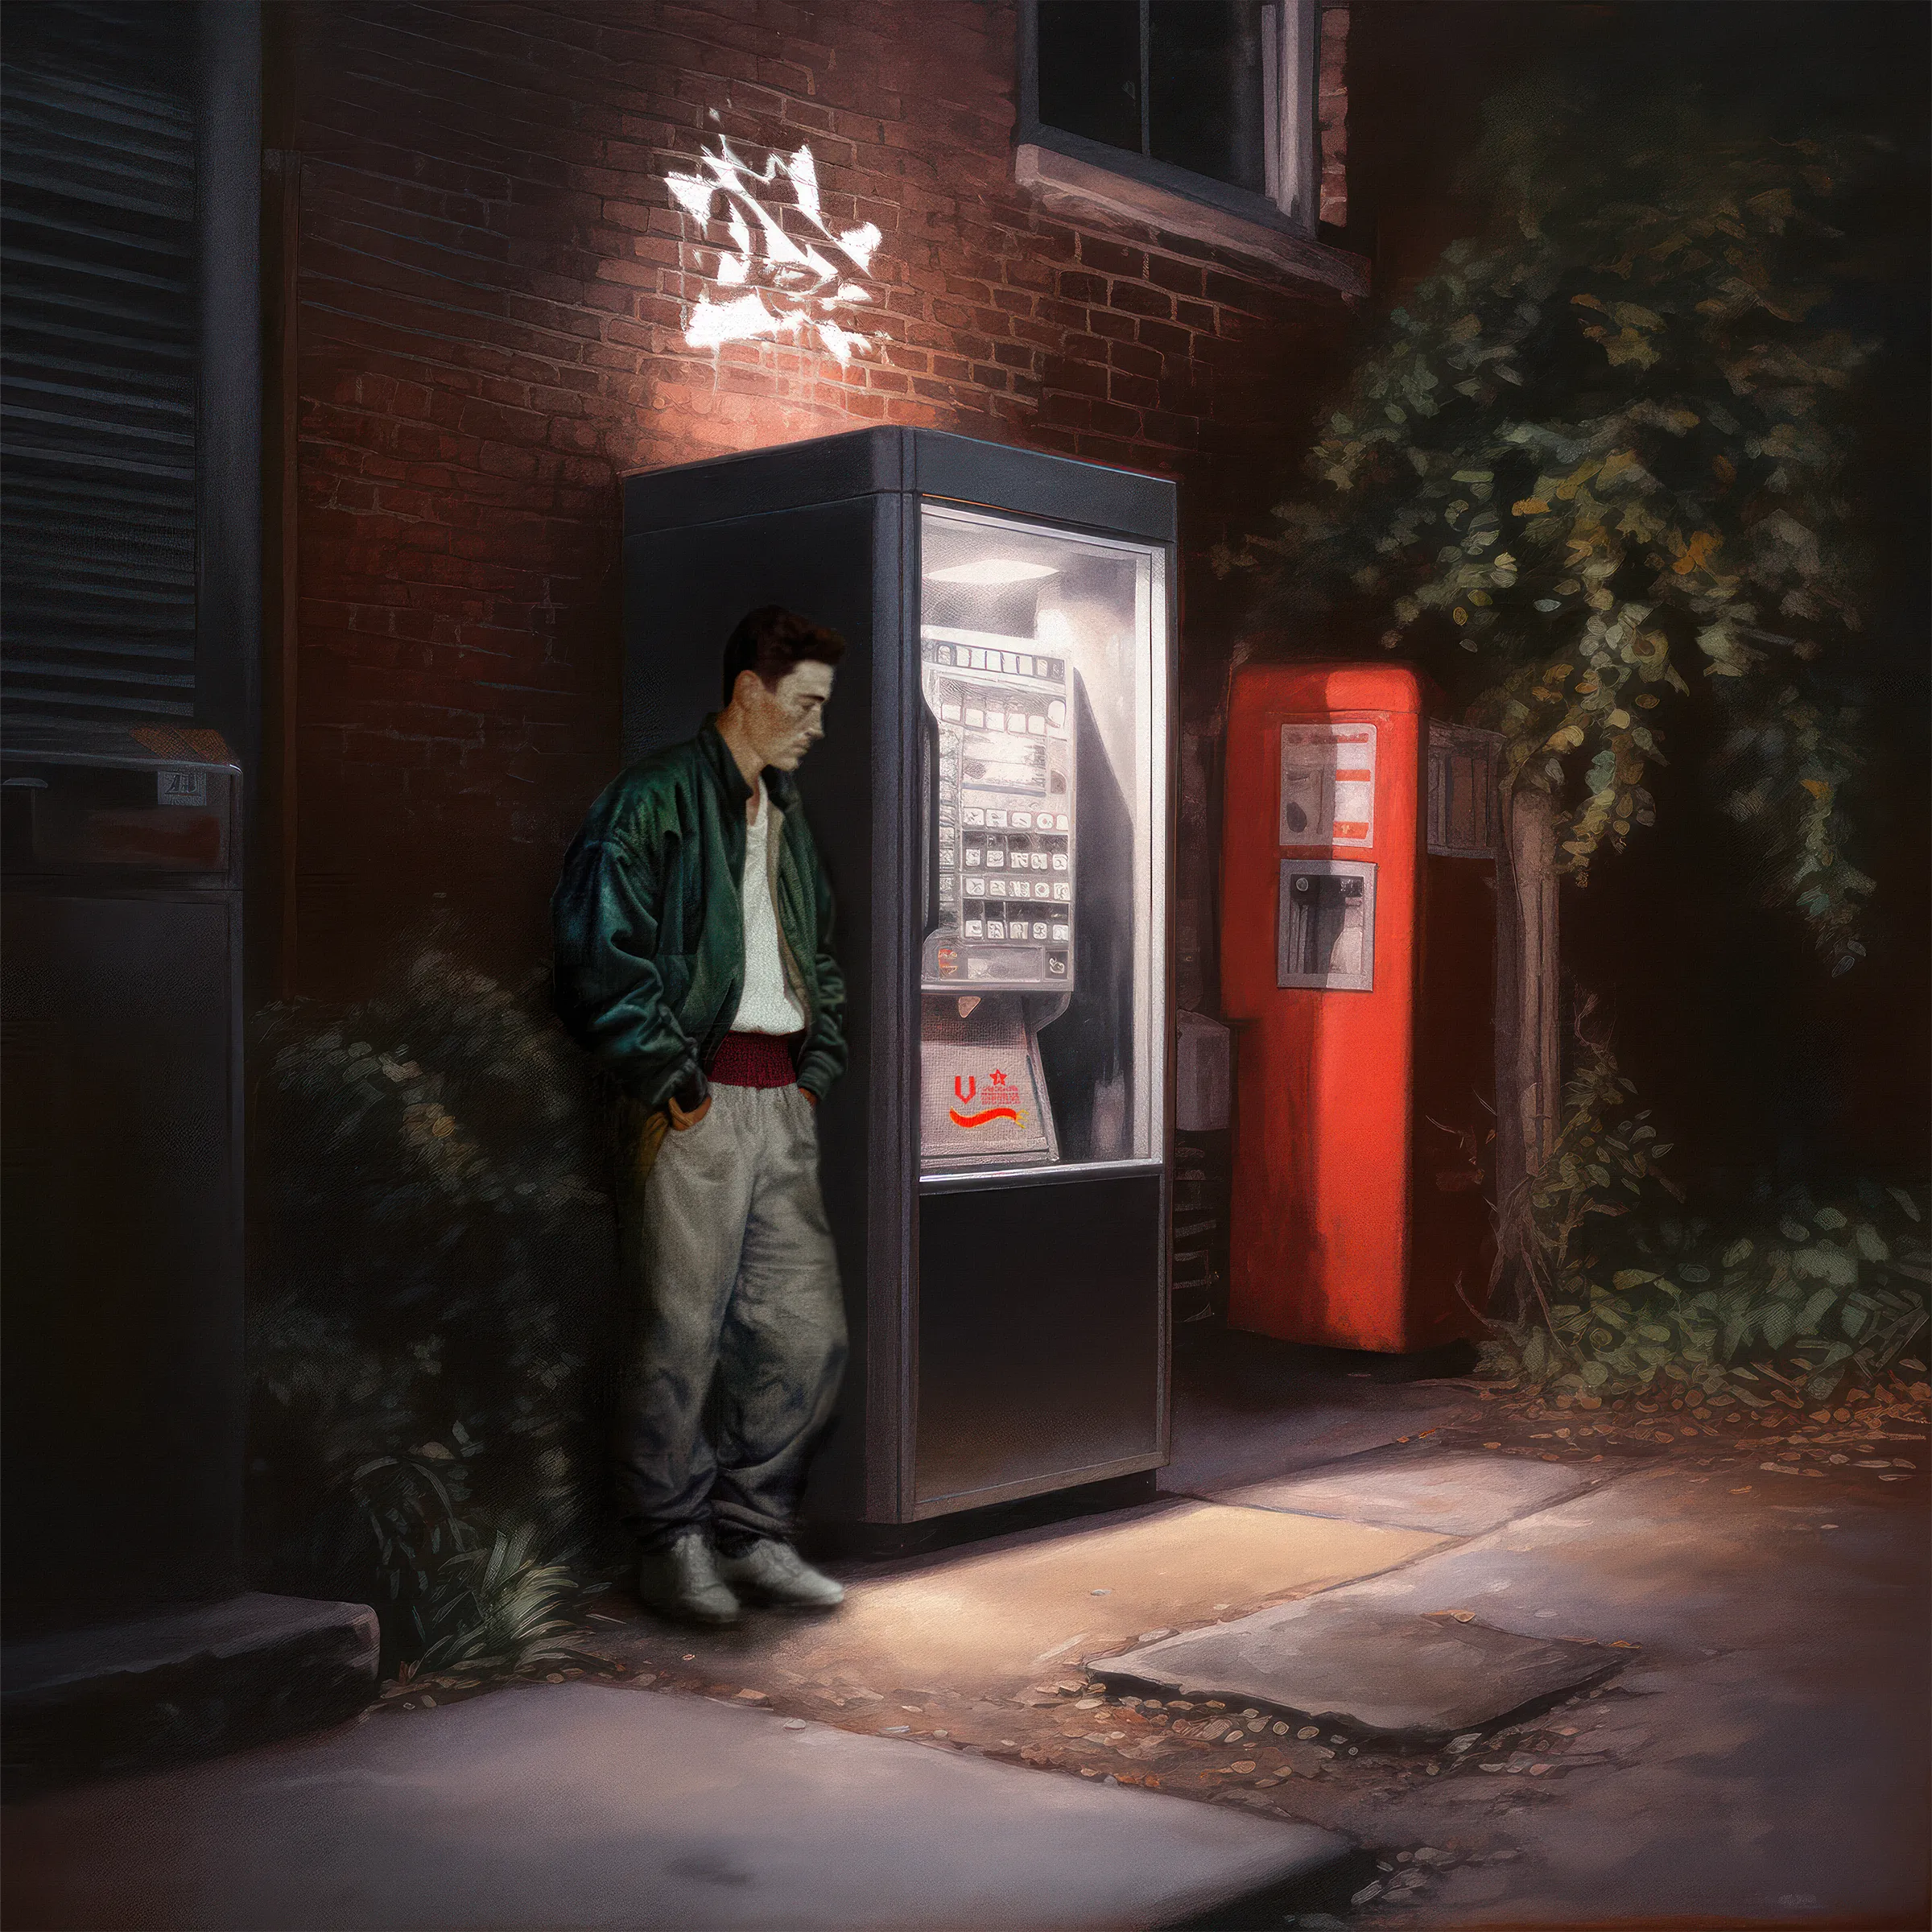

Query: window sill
[1013,142,1368,299]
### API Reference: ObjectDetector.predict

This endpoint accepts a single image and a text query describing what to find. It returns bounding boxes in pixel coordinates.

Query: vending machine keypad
[921,635,1075,993]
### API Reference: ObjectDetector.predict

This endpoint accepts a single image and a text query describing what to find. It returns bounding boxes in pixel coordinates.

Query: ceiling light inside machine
[926,559,1059,584]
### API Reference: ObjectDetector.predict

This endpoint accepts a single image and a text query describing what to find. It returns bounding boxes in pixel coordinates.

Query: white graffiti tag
[666,139,884,365]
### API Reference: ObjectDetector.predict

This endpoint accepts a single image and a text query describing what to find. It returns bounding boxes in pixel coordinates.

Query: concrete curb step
[6,1679,1356,1930]
[2,1593,379,1800]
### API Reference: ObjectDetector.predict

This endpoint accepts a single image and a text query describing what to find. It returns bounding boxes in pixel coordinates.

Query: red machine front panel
[1223,664,1424,1349]
[1222,661,1499,1353]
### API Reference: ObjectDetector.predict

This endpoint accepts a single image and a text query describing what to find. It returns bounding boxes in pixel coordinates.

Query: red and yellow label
[947,1071,1022,1129]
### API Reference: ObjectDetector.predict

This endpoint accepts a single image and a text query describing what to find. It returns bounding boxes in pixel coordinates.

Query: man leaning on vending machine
[552,606,849,1625]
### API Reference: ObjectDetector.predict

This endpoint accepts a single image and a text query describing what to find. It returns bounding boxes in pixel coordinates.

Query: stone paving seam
[1166,1452,1649,1542]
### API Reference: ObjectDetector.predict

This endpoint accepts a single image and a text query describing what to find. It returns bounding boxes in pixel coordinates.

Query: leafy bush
[1484,1026,1930,1402]
[248,944,624,1673]
[1220,76,1897,967]
[419,1521,589,1675]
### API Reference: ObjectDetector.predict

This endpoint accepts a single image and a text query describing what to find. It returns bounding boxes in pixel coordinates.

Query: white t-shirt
[736,789,807,1034]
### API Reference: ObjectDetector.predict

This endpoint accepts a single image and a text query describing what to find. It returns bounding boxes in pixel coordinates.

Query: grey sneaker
[715,1539,845,1609]
[636,1530,741,1626]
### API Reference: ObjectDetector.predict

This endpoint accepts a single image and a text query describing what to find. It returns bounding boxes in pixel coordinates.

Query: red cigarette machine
[1221,663,1500,1352]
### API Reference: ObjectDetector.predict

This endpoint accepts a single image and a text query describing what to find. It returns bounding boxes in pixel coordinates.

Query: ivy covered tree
[1225,77,1885,964]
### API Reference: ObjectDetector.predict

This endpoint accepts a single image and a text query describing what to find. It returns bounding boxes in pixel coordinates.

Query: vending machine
[2,720,246,1633]
[622,429,1174,1526]
[1220,663,1499,1352]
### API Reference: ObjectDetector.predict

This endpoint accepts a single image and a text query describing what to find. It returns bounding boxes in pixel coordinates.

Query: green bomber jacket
[551,720,847,1110]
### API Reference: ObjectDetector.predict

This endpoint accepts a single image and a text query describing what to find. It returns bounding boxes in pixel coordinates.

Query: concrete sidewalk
[581,1436,1927,1930]
[1161,1335,1483,1496]
[9,1389,1922,1930]
[0,1378,1496,1932]
[1282,1462,1930,1928]
[4,1679,1351,1930]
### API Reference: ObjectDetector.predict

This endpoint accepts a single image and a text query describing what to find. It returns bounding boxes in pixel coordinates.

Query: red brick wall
[281,0,1356,997]
[1319,6,1349,228]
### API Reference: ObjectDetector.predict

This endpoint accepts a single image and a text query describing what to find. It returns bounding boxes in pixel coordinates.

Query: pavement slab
[654,1499,1451,1695]
[824,1501,1450,1683]
[4,1679,1352,1931]
[1264,1466,1930,1928]
[1164,1347,1480,1496]
[1208,1443,1620,1536]
[1091,1602,1618,1744]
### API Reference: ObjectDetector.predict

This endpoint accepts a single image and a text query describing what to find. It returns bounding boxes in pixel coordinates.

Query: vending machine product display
[1221,663,1500,1353]
[623,430,1174,1526]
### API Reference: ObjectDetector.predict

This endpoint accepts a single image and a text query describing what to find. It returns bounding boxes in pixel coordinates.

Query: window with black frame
[1026,0,1318,232]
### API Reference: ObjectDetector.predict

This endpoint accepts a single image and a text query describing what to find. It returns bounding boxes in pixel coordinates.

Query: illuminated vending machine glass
[917,506,1162,1175]
[623,431,1174,1531]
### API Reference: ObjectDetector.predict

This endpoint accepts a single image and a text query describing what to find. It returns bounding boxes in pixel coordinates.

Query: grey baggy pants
[614,1082,848,1549]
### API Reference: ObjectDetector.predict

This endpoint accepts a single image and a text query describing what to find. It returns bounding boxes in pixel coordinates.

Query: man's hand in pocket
[667,1093,712,1132]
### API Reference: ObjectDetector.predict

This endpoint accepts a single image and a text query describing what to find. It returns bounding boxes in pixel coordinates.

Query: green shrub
[419,1521,591,1675]
[1485,1028,1930,1402]
[248,945,624,1673]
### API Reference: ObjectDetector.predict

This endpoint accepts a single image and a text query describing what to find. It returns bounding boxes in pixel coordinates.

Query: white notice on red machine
[1279,722,1377,848]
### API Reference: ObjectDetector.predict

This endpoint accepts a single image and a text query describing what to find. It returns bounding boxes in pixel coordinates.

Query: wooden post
[1492,780,1562,1315]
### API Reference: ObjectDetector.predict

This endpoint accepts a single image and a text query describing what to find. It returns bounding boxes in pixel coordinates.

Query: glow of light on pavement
[667,138,884,365]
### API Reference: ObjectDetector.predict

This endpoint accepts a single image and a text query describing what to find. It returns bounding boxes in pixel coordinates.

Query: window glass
[917,506,1166,1177]
[1149,1,1266,192]
[1036,1,1269,200]
[1037,1,1141,155]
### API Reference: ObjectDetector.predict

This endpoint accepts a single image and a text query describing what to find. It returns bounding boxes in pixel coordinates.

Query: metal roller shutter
[2,1,198,721]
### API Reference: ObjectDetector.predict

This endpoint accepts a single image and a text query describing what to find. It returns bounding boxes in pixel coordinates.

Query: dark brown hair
[720,605,847,705]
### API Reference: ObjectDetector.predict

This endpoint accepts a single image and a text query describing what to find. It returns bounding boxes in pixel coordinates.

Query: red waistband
[707,1031,802,1088]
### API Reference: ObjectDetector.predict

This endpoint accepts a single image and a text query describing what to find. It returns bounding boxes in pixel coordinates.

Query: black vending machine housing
[622,427,1176,1526]
[1,720,246,1633]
